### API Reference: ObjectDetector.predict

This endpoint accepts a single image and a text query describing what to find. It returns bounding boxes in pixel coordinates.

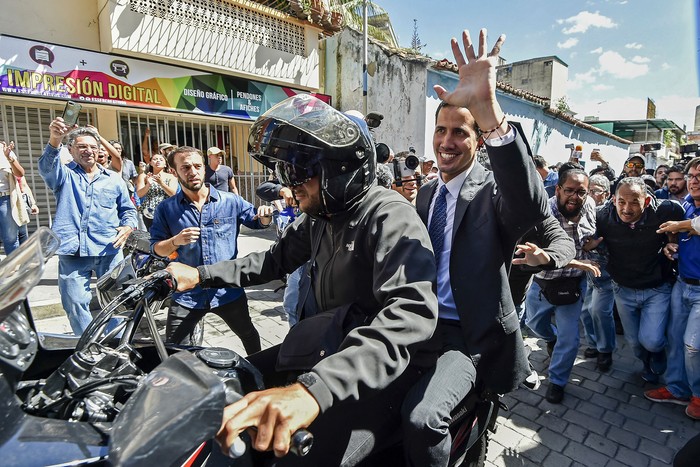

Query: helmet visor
[275,161,321,187]
[249,95,360,157]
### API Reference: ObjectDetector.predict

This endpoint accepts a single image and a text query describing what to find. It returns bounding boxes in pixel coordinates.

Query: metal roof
[589,119,686,140]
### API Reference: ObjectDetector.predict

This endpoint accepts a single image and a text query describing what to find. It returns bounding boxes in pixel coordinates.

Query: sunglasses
[276,161,320,187]
[625,162,644,169]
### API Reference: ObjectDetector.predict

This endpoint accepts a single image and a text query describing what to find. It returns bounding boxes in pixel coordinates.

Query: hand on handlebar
[164,262,200,292]
[217,383,319,458]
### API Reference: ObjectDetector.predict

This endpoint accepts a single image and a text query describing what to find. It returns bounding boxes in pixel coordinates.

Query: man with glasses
[39,118,137,335]
[655,165,688,202]
[646,158,700,419]
[525,166,601,403]
[611,155,645,194]
[592,177,684,384]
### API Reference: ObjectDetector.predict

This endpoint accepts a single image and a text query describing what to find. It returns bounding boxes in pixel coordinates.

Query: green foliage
[555,96,571,113]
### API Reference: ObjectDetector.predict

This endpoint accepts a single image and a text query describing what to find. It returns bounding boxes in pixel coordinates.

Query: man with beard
[592,177,684,384]
[525,167,601,403]
[149,146,273,353]
[655,165,688,202]
[611,155,645,194]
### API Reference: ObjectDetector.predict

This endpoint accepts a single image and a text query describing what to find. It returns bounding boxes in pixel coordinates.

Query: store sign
[0,35,330,120]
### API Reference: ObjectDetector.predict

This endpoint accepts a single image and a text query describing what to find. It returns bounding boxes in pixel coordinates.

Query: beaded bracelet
[479,114,507,140]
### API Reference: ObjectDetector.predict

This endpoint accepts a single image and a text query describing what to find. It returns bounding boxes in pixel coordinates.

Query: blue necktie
[429,185,449,266]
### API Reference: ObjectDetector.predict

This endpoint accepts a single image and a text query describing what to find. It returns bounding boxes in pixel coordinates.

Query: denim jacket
[39,144,137,256]
[150,186,268,309]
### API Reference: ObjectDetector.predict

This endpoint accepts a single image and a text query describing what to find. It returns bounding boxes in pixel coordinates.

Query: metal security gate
[0,101,96,233]
[116,111,267,202]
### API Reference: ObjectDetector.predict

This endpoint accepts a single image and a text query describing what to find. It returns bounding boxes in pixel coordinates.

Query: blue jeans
[525,277,587,387]
[0,195,20,255]
[666,280,700,398]
[580,274,616,353]
[58,253,123,335]
[283,266,303,327]
[612,281,671,362]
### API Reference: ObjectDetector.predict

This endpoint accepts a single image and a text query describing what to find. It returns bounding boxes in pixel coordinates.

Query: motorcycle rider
[167,94,439,464]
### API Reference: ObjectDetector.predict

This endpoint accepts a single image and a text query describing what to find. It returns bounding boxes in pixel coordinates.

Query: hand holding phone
[62,101,82,127]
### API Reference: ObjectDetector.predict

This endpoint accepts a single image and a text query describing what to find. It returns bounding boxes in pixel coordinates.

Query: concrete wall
[0,0,99,50]
[324,27,429,156]
[497,57,569,106]
[427,69,630,176]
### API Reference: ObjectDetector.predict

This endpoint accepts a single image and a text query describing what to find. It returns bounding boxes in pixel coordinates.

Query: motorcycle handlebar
[226,429,313,459]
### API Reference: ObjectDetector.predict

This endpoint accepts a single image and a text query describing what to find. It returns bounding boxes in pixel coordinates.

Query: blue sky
[375,0,700,131]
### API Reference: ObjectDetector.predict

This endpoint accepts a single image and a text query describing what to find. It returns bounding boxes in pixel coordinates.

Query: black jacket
[200,185,438,412]
[596,197,684,288]
[509,214,576,306]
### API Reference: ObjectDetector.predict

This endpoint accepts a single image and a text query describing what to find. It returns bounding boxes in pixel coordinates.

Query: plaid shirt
[536,196,596,280]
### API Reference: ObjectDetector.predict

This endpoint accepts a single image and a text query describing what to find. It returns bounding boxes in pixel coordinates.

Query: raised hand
[433,29,506,131]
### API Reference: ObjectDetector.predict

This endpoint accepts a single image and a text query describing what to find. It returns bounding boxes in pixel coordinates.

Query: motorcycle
[0,228,501,466]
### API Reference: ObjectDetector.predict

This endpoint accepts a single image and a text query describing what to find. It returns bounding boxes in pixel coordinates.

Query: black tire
[461,432,488,467]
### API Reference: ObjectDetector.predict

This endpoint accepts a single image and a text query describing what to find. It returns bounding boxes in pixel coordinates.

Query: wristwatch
[196,265,211,287]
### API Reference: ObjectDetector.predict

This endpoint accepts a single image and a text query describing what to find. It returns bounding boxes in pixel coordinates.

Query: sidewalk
[28,228,699,466]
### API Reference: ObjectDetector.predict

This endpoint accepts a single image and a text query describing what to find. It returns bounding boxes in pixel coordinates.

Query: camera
[391,148,423,187]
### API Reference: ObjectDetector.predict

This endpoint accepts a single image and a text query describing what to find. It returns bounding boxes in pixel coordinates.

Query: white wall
[0,0,99,50]
[324,27,428,156]
[101,0,321,89]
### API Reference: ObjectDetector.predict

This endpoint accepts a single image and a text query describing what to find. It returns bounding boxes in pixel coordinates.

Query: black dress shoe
[546,383,565,404]
[597,352,612,372]
[584,347,599,359]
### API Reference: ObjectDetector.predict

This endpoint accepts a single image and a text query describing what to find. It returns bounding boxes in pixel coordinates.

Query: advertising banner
[0,35,330,120]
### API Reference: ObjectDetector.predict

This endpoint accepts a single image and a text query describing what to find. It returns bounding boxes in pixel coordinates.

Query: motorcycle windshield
[0,228,60,321]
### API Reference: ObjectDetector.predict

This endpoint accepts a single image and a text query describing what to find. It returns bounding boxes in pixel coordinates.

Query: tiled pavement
[28,228,700,466]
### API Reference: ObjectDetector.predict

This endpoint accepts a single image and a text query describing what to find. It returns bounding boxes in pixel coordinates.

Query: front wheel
[461,432,488,467]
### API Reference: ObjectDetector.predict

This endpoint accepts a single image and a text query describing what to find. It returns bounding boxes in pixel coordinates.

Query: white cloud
[558,11,617,34]
[567,68,598,91]
[591,47,603,54]
[625,43,643,50]
[592,84,613,91]
[557,38,579,49]
[631,56,650,64]
[430,49,452,59]
[598,51,649,79]
[661,63,672,70]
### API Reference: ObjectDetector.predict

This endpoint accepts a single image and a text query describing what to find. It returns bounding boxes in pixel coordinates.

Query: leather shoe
[546,383,565,404]
[584,347,599,359]
[597,352,612,372]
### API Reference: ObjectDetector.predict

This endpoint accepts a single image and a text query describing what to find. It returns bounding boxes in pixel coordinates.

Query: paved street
[26,228,700,466]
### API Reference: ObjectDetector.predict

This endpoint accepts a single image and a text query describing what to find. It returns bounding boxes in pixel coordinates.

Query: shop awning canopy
[589,119,686,140]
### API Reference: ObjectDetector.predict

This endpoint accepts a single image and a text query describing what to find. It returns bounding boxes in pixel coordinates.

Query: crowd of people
[1,26,699,466]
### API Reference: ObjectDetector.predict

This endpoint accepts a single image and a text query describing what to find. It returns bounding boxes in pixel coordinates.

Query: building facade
[0,0,338,232]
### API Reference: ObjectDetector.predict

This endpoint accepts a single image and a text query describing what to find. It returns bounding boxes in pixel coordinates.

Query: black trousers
[167,294,261,355]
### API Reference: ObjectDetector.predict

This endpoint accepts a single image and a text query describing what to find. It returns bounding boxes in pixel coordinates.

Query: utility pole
[362,0,368,115]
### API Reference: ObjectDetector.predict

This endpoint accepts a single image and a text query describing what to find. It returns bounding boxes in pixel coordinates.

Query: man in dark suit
[401,29,548,466]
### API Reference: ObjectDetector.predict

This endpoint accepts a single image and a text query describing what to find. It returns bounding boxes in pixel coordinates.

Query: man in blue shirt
[646,157,700,420]
[40,118,137,335]
[150,146,272,354]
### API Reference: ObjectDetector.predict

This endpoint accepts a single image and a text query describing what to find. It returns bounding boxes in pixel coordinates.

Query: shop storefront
[0,33,330,232]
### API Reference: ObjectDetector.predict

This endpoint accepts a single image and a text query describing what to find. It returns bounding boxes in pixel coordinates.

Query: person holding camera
[390,152,423,205]
[135,151,177,230]
[39,118,137,335]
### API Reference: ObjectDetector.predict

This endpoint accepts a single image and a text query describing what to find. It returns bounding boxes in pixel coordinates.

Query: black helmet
[248,94,376,216]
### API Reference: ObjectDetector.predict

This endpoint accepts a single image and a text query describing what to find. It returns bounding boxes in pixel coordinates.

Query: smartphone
[62,101,82,126]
